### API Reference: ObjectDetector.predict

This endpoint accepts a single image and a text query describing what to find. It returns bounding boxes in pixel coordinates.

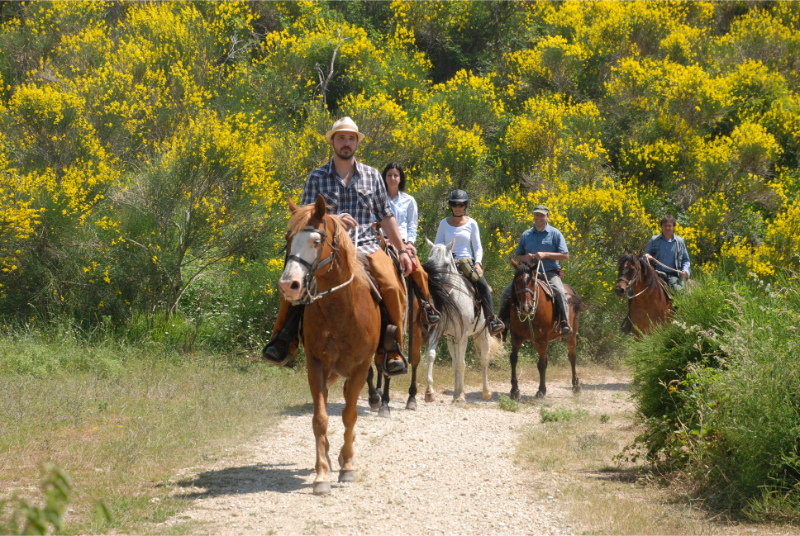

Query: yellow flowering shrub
[504,94,607,186]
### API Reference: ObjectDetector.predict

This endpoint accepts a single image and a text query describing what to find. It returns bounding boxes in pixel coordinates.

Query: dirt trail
[159,367,631,535]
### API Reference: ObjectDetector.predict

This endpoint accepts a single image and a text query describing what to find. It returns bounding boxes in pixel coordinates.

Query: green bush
[629,273,800,514]
[540,406,588,423]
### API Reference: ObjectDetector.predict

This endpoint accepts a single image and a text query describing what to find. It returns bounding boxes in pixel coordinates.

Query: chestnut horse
[507,260,584,399]
[614,253,672,336]
[280,194,380,495]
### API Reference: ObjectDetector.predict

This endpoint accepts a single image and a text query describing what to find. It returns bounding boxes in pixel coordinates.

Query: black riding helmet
[448,189,469,208]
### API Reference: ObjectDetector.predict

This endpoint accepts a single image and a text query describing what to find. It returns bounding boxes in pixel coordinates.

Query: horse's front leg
[450,335,467,403]
[338,366,370,484]
[509,332,521,400]
[378,376,391,418]
[307,356,332,495]
[425,332,440,403]
[567,328,580,394]
[477,332,492,400]
[366,366,381,410]
[535,338,549,399]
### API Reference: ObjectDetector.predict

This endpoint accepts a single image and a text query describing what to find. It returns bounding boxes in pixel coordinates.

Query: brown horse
[614,253,672,336]
[280,194,381,495]
[507,260,584,400]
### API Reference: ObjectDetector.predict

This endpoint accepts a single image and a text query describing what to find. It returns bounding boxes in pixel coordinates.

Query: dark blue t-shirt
[515,224,569,272]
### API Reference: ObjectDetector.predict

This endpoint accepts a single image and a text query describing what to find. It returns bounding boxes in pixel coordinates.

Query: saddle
[655,271,674,303]
[457,272,482,320]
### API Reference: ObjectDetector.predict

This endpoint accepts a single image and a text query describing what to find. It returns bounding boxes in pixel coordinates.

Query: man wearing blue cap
[498,205,572,335]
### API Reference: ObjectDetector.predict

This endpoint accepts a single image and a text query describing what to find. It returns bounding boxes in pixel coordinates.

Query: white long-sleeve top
[435,217,483,264]
[388,191,419,244]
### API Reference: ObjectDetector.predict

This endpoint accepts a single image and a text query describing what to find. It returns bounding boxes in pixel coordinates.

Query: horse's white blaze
[279,230,321,301]
[425,243,497,403]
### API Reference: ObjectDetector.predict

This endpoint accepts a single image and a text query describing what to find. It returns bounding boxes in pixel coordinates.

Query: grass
[0,334,310,534]
[498,394,519,412]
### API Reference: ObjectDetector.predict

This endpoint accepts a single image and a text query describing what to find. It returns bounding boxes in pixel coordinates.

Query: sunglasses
[450,203,466,208]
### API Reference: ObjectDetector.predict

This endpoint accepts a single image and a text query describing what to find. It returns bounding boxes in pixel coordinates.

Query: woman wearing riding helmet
[381,163,440,326]
[434,189,504,335]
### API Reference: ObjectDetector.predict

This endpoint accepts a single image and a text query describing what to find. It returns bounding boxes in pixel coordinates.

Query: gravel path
[160,376,598,535]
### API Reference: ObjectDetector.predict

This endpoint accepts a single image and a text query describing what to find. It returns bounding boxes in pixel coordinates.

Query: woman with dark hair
[435,189,504,335]
[381,163,440,326]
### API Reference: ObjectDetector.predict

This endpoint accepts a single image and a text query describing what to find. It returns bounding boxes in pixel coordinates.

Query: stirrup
[488,316,505,336]
[559,322,571,336]
[261,331,294,366]
[420,300,441,325]
[381,324,408,377]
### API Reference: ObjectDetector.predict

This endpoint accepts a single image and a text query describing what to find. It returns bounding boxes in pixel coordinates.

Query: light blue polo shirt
[515,224,569,272]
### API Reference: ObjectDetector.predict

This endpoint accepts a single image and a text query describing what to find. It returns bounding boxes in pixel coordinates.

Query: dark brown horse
[614,253,672,336]
[508,260,584,399]
[366,259,459,417]
[280,195,381,495]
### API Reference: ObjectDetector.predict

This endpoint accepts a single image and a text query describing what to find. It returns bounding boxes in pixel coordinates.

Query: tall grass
[627,272,800,519]
[0,328,309,533]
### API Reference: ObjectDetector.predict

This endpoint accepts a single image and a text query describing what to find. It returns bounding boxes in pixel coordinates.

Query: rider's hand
[643,253,653,262]
[680,270,688,280]
[527,252,542,261]
[399,251,413,277]
[405,242,418,268]
[340,214,358,230]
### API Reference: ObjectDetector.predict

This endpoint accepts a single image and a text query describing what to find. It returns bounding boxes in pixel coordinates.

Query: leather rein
[286,217,356,305]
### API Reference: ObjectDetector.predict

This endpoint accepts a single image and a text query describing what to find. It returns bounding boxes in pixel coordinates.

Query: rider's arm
[680,245,691,278]
[407,196,418,245]
[470,219,483,265]
[434,219,446,245]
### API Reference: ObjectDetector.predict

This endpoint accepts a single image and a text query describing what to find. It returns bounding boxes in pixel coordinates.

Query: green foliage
[629,274,800,514]
[498,394,519,412]
[540,406,588,423]
[0,465,72,535]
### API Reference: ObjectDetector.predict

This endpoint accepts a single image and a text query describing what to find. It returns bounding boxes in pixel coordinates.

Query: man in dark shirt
[263,117,413,374]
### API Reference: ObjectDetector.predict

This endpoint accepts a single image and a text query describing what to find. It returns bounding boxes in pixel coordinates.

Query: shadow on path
[175,463,313,498]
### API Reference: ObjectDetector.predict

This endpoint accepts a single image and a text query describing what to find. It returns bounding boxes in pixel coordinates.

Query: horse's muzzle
[614,284,626,298]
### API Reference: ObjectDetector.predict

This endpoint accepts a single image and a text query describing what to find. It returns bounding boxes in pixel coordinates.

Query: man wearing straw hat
[262,117,413,375]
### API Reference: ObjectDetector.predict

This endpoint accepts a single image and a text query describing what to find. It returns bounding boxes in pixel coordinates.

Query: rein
[617,259,648,300]
[515,260,553,339]
[288,216,359,305]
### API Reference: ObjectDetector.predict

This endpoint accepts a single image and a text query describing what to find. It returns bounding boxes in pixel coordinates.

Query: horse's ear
[445,239,455,254]
[314,193,327,219]
[623,248,629,255]
[426,237,435,248]
[511,258,519,269]
[288,195,298,213]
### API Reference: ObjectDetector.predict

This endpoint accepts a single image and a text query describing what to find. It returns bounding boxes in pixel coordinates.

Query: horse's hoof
[406,398,417,411]
[338,470,355,483]
[368,395,381,411]
[573,385,581,394]
[378,406,391,418]
[453,396,466,404]
[535,390,546,399]
[510,389,520,401]
[425,391,435,403]
[482,391,491,400]
[313,481,331,495]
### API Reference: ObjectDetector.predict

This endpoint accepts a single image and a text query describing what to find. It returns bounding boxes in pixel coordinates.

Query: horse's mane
[421,256,465,333]
[287,205,367,286]
[618,253,658,289]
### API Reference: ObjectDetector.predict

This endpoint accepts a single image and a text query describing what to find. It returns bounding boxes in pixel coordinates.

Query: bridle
[617,259,647,300]
[514,260,550,324]
[285,216,355,305]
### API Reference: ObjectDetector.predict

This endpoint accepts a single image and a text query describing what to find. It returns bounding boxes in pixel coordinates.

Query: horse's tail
[421,260,463,332]
[565,284,588,313]
[487,332,504,360]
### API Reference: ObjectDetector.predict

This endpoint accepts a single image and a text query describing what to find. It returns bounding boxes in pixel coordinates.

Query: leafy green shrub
[629,273,800,516]
[0,465,72,536]
[540,406,588,423]
[498,394,519,412]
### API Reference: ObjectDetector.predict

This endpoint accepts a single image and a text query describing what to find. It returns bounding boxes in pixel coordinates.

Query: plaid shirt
[302,158,393,255]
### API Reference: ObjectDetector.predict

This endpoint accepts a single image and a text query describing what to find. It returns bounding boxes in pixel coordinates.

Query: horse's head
[615,252,640,299]
[510,259,537,315]
[424,238,456,278]
[279,194,343,304]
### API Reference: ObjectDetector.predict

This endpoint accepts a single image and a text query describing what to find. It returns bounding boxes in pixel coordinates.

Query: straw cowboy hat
[325,116,365,143]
